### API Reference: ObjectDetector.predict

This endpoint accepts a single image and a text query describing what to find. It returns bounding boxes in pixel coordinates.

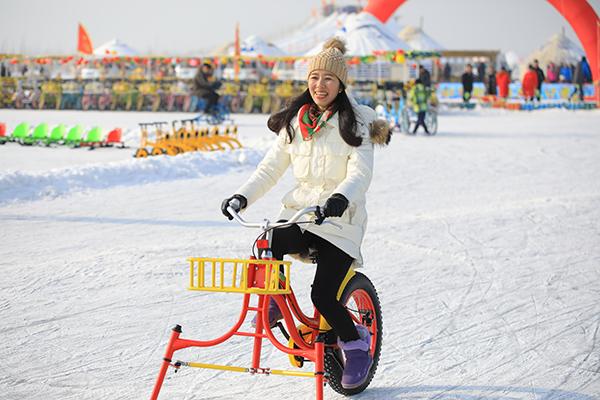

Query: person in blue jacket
[571,56,592,102]
[559,63,572,83]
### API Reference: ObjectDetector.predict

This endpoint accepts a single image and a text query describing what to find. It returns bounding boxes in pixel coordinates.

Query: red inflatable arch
[364,0,599,102]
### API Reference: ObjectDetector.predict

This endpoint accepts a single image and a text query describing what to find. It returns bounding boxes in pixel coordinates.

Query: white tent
[295,13,410,82]
[304,12,409,56]
[233,35,287,57]
[521,29,584,71]
[274,11,352,56]
[93,39,139,57]
[398,25,444,51]
[343,12,410,55]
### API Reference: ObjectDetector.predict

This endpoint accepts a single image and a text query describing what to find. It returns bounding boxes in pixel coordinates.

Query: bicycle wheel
[400,109,411,134]
[425,110,438,135]
[324,272,382,396]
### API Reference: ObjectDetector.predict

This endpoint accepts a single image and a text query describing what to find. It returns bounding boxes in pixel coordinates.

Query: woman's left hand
[323,193,349,217]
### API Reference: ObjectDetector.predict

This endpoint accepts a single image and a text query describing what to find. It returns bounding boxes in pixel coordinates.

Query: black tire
[425,111,438,135]
[325,272,382,396]
[400,109,411,134]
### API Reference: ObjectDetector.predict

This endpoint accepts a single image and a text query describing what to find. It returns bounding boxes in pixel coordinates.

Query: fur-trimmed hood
[369,118,392,146]
[349,93,392,147]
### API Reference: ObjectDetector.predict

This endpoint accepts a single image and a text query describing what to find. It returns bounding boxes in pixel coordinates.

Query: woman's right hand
[221,194,248,220]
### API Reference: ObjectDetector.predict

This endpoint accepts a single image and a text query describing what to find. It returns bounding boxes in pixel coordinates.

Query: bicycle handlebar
[226,200,341,231]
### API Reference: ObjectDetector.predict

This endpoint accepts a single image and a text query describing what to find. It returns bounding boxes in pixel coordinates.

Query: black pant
[271,224,359,342]
[202,91,219,113]
[570,84,584,102]
[413,111,429,134]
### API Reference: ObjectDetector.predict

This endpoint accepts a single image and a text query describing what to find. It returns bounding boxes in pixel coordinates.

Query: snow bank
[0,148,265,204]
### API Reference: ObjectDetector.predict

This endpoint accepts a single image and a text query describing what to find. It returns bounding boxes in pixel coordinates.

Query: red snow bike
[150,205,383,399]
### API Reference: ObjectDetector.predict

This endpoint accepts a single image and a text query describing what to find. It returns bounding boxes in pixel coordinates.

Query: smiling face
[308,70,341,110]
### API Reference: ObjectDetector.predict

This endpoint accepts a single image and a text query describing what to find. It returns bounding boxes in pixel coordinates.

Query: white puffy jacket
[236,102,378,266]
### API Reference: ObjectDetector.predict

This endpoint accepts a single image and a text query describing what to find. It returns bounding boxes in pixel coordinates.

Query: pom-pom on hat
[307,37,348,87]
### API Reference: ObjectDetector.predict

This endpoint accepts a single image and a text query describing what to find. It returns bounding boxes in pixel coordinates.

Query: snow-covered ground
[1,108,599,400]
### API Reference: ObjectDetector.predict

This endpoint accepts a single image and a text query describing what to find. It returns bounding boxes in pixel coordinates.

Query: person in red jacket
[522,65,538,102]
[496,66,510,99]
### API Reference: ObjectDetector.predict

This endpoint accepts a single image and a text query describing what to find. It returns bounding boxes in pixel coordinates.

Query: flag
[234,22,240,81]
[77,23,93,55]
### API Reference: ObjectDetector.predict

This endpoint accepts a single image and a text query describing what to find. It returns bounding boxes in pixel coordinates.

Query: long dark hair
[267,88,362,147]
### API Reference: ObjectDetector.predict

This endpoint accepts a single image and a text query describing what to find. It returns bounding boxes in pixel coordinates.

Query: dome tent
[521,29,584,73]
[304,11,409,56]
[216,35,287,81]
[295,12,410,82]
[398,25,444,51]
[274,8,357,56]
[234,35,287,57]
[93,39,139,57]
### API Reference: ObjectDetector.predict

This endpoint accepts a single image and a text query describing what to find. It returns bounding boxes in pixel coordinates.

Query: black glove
[322,193,349,218]
[221,194,247,220]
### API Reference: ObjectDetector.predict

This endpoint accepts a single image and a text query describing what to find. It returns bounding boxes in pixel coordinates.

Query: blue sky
[1,0,599,57]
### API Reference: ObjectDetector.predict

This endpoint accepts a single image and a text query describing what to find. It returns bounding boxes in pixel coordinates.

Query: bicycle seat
[291,246,318,264]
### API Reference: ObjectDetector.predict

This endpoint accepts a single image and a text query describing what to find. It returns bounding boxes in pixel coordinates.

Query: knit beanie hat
[307,37,348,87]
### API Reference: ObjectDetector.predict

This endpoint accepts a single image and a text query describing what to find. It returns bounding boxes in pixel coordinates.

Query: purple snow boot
[251,298,282,328]
[338,325,373,389]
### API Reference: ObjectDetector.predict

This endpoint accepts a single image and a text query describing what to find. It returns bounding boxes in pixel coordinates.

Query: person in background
[580,56,592,83]
[559,62,572,83]
[496,66,510,99]
[418,65,431,88]
[408,78,429,134]
[571,56,592,102]
[461,64,474,105]
[486,65,497,96]
[532,59,545,101]
[546,62,558,83]
[522,64,538,102]
[192,62,222,114]
[443,62,452,81]
[477,61,486,83]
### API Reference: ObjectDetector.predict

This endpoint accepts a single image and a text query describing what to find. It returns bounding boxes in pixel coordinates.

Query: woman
[522,64,538,102]
[496,66,510,99]
[221,38,389,389]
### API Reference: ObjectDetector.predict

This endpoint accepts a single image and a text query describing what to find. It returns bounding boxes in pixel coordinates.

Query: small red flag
[77,23,93,54]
